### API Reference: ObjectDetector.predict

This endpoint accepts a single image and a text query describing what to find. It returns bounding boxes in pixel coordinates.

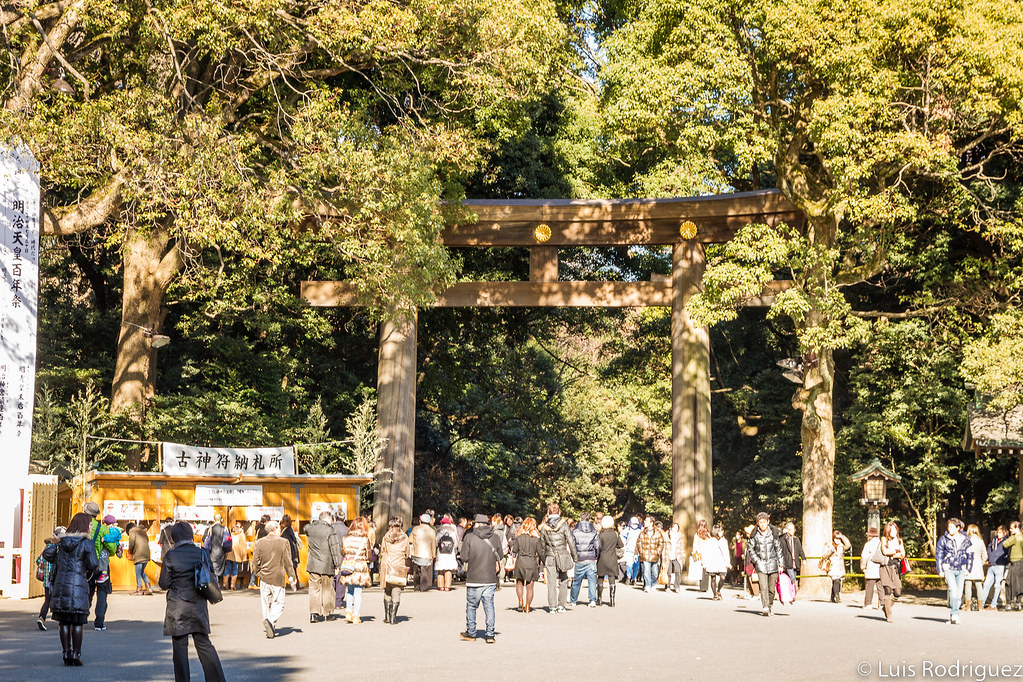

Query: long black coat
[205,523,227,576]
[42,534,98,617]
[597,529,624,577]
[159,542,211,637]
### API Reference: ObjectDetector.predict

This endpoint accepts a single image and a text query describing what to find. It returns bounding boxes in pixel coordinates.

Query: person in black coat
[596,515,624,607]
[159,522,226,682]
[280,515,301,590]
[42,513,98,666]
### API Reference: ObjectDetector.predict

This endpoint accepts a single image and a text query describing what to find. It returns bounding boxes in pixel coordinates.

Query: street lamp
[121,321,171,348]
[850,458,901,532]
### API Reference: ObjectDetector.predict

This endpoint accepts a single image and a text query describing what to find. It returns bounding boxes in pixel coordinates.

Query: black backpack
[438,534,455,554]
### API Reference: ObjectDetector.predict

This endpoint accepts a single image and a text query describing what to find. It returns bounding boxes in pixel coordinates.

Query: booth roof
[80,470,374,485]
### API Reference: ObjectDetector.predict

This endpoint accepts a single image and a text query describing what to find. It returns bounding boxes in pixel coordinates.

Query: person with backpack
[160,521,226,681]
[435,516,460,592]
[935,517,974,624]
[569,513,601,607]
[539,503,577,613]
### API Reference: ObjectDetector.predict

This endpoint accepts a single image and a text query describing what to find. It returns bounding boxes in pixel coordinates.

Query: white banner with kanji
[162,442,296,477]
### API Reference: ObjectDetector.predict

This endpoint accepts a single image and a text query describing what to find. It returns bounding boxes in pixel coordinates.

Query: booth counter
[61,470,373,589]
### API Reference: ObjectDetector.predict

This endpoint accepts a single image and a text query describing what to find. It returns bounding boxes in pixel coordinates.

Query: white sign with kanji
[163,442,296,477]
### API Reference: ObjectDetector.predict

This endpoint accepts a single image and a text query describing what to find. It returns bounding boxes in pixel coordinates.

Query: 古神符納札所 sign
[162,443,296,477]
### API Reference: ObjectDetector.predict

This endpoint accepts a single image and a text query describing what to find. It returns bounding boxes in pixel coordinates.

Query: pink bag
[777,572,795,604]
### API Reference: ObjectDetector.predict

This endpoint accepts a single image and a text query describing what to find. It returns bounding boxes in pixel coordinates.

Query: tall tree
[600,0,1023,592]
[2,0,565,466]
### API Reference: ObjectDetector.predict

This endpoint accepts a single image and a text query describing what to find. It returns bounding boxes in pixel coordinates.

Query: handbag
[340,537,365,576]
[900,557,911,575]
[35,558,45,582]
[657,564,669,585]
[686,555,703,582]
[870,543,886,564]
[195,549,224,604]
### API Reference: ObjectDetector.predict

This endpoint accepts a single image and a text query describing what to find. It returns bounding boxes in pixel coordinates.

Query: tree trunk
[372,313,417,533]
[672,242,713,545]
[110,225,181,470]
[797,346,836,599]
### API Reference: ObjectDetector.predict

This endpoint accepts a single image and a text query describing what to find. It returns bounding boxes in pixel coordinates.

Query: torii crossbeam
[301,189,802,539]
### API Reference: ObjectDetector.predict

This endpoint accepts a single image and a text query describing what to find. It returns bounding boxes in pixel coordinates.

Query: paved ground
[1,582,1021,681]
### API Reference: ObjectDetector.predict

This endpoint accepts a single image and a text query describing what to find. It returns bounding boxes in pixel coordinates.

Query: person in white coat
[963,524,988,612]
[701,524,731,600]
[860,527,882,609]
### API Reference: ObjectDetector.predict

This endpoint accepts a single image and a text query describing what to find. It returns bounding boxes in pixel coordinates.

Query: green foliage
[961,311,1023,408]
[837,321,969,554]
[32,383,127,480]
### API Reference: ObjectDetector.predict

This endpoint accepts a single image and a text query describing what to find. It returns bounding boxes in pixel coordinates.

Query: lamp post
[850,459,901,532]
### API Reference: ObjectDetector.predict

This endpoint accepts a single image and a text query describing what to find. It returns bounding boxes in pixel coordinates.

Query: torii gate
[301,189,801,540]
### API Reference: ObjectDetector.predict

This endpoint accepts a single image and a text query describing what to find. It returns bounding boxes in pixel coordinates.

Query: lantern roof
[849,458,901,483]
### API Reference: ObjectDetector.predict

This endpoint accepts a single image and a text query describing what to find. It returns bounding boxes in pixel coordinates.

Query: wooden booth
[62,469,372,590]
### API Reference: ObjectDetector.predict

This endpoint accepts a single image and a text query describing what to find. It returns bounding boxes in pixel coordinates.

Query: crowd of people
[33,500,1023,680]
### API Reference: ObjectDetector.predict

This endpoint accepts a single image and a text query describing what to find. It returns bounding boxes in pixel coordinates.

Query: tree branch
[41,175,124,236]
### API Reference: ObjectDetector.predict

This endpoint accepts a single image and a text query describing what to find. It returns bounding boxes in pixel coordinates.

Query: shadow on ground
[0,610,303,681]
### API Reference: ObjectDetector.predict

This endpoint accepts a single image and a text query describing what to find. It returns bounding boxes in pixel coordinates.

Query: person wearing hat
[459,514,503,643]
[410,513,437,592]
[160,521,226,681]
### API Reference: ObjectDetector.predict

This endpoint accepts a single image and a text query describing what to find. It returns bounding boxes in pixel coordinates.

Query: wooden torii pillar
[301,190,801,539]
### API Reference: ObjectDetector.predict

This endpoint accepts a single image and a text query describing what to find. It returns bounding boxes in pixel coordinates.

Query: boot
[971,598,979,612]
[383,601,392,624]
[390,602,399,625]
[596,585,603,606]
[71,624,84,665]
[59,623,72,666]
[882,596,893,623]
[609,585,616,607]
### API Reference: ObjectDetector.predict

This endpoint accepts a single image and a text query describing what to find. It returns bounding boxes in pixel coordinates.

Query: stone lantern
[850,459,901,532]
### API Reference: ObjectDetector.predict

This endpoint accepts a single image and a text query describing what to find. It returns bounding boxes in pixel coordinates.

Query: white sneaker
[950,615,960,624]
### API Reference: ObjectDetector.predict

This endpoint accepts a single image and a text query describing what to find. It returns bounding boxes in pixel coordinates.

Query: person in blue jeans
[935,517,974,624]
[622,517,642,584]
[981,525,1008,609]
[570,513,600,606]
[459,514,503,643]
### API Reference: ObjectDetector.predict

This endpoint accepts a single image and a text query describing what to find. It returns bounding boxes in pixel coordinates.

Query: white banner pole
[0,144,40,599]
